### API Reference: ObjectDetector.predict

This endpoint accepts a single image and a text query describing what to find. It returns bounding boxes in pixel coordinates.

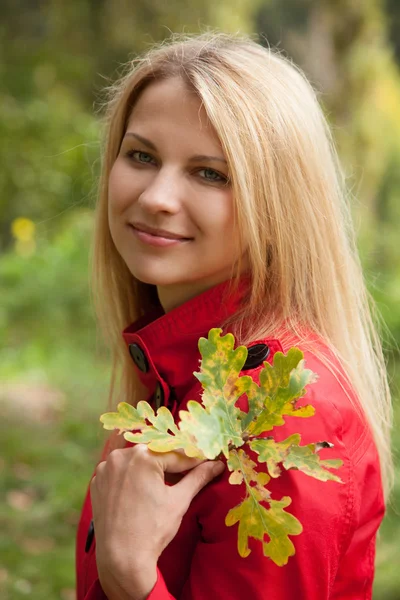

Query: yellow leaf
[226,494,302,565]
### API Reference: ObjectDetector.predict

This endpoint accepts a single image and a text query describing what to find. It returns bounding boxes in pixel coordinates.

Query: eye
[198,168,228,184]
[126,150,157,165]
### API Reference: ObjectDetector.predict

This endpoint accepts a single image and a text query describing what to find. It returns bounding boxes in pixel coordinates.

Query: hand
[90,444,225,600]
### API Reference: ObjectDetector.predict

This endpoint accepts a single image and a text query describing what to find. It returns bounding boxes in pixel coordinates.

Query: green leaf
[283,443,343,483]
[250,434,343,482]
[179,400,243,459]
[143,404,179,434]
[226,491,302,565]
[240,379,270,431]
[124,427,203,457]
[260,349,315,394]
[136,400,157,421]
[186,328,251,457]
[250,434,301,478]
[125,403,205,458]
[99,328,343,566]
[225,448,302,565]
[227,448,271,495]
[194,328,252,410]
[247,351,316,435]
[100,401,147,432]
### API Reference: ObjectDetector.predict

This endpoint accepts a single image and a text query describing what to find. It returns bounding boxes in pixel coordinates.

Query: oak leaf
[225,494,302,565]
[99,328,343,566]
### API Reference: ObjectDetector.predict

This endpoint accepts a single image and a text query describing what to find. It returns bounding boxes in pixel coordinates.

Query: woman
[76,33,392,599]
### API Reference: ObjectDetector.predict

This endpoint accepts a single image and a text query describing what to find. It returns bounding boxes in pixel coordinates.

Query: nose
[137,167,183,215]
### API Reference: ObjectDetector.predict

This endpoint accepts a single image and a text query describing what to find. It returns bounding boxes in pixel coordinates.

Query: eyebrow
[124,132,228,165]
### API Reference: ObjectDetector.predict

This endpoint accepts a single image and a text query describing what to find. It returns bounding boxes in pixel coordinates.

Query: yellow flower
[11,218,36,242]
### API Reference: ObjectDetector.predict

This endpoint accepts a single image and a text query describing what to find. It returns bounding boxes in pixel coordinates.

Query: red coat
[76,278,385,600]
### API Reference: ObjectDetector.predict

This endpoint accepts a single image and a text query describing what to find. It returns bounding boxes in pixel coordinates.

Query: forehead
[126,76,219,144]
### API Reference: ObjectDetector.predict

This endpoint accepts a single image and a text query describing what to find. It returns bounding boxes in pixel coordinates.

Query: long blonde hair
[91,32,393,502]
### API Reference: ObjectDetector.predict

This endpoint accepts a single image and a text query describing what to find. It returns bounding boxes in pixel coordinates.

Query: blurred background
[0,1,399,598]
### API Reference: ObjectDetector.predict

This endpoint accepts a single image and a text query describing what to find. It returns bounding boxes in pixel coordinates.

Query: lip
[128,225,191,248]
[130,222,191,240]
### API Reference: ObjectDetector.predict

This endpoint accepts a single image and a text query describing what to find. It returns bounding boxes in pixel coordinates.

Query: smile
[129,225,191,247]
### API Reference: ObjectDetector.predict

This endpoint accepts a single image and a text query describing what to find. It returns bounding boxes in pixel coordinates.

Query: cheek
[108,164,129,215]
[201,190,237,238]
[210,194,244,259]
[108,161,144,218]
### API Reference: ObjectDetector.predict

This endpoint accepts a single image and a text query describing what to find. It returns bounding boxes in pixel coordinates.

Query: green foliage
[0,78,99,250]
[0,210,96,362]
[1,0,400,596]
[101,328,343,565]
[0,320,111,600]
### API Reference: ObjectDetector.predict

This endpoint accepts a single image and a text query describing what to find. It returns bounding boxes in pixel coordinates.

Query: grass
[0,340,110,600]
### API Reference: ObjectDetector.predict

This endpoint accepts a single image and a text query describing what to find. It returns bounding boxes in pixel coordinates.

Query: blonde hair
[91,32,393,502]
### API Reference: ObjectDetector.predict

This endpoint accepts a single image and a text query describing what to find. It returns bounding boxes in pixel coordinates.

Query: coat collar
[122,276,251,407]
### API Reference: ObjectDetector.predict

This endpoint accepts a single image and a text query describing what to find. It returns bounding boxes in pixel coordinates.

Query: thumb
[175,460,225,508]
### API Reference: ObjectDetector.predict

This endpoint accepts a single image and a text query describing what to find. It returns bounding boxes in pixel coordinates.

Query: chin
[126,265,189,287]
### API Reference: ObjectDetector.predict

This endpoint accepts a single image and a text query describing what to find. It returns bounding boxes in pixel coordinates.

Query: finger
[136,446,208,474]
[89,475,97,504]
[90,461,106,495]
[167,447,208,467]
[174,460,225,507]
[94,460,106,476]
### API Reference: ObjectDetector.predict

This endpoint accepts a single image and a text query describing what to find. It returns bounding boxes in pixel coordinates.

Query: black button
[242,344,270,371]
[154,382,165,410]
[85,519,94,553]
[129,343,149,373]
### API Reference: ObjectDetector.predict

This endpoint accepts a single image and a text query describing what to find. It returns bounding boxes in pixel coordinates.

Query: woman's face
[108,76,249,311]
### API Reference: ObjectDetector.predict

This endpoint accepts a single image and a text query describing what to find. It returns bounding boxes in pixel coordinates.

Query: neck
[156,266,252,313]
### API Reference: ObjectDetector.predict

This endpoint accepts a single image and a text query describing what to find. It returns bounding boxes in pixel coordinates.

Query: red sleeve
[83,579,108,599]
[146,568,176,600]
[81,570,174,600]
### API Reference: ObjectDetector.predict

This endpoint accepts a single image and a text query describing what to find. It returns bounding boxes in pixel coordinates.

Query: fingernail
[213,461,225,475]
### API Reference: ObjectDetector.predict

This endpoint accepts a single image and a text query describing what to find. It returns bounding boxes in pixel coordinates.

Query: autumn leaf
[225,448,302,565]
[246,351,317,436]
[226,492,302,565]
[99,327,343,566]
[194,328,252,412]
[250,434,343,482]
[125,404,205,458]
[282,442,343,482]
[179,400,243,459]
[249,434,301,478]
[227,448,271,497]
[100,401,147,433]
[101,401,203,457]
